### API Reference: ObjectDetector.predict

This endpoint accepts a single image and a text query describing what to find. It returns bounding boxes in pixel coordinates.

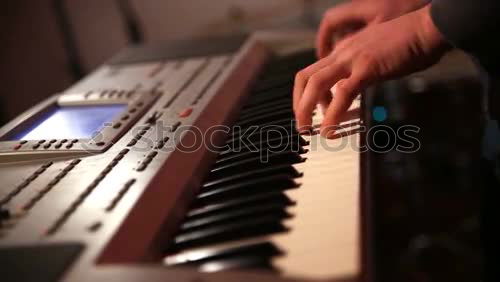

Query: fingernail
[321,128,336,139]
[298,125,314,135]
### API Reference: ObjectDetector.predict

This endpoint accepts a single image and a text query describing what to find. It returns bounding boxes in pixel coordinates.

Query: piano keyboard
[163,51,362,280]
[0,34,370,282]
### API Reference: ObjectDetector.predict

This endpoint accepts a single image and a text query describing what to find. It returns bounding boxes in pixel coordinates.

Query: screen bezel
[4,104,127,141]
[0,91,159,158]
[0,96,59,142]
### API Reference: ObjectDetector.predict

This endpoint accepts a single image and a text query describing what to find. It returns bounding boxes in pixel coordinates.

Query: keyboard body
[0,31,484,282]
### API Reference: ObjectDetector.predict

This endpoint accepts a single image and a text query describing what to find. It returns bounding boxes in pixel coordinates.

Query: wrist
[415,4,451,54]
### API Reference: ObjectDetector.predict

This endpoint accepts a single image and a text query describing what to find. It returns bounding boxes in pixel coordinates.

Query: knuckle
[295,70,307,82]
[335,81,351,95]
[358,51,377,67]
[308,74,327,91]
[334,51,351,67]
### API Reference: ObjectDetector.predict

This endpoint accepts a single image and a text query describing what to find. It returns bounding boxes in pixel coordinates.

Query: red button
[179,108,193,118]
[13,144,22,150]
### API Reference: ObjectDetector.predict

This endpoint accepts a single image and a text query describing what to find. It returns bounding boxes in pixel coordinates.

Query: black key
[250,85,292,99]
[236,109,293,128]
[165,242,281,267]
[242,94,290,108]
[210,151,305,177]
[227,120,296,141]
[181,203,291,231]
[240,98,291,116]
[188,192,295,219]
[245,93,290,108]
[220,133,308,158]
[263,50,315,76]
[197,174,299,204]
[197,255,275,272]
[204,165,301,190]
[238,102,291,121]
[172,216,288,250]
[252,75,293,93]
[215,145,307,167]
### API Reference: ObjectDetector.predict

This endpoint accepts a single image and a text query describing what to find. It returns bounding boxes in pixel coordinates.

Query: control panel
[0,90,159,163]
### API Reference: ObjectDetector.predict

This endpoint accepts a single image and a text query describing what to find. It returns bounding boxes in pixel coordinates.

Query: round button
[20,140,28,144]
[49,139,57,143]
[71,139,78,144]
[66,144,74,149]
[61,139,68,144]
[44,144,51,149]
[96,142,105,146]
[121,115,130,121]
[55,144,62,149]
[33,144,40,149]
[113,123,122,129]
[129,108,137,113]
[38,140,46,144]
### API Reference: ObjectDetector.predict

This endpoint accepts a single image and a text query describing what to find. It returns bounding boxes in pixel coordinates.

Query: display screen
[11,105,126,141]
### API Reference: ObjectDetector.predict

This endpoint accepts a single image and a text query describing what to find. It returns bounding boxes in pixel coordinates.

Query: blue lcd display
[12,105,126,141]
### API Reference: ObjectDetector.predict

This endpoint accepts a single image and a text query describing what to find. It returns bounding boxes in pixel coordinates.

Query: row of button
[46,150,129,235]
[171,121,182,132]
[0,161,53,206]
[162,59,210,109]
[22,159,81,211]
[89,89,135,100]
[191,60,227,106]
[127,125,152,147]
[32,139,78,150]
[155,136,170,150]
[104,179,137,212]
[136,151,159,172]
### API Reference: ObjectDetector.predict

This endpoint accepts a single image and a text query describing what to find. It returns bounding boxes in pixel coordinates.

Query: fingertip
[295,115,314,135]
[299,126,314,135]
[320,125,337,139]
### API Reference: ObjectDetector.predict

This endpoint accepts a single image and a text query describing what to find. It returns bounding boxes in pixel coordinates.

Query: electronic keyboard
[0,31,484,282]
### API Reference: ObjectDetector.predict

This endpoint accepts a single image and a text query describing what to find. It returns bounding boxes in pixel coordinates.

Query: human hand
[317,0,429,59]
[294,5,450,138]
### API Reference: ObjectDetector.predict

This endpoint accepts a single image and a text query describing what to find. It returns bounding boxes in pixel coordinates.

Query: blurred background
[0,0,341,125]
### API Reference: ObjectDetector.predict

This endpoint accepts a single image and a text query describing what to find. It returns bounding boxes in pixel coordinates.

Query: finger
[296,64,348,132]
[316,3,357,58]
[293,55,335,113]
[321,74,366,138]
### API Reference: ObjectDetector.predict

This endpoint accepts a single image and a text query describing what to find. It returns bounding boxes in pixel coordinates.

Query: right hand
[298,5,449,138]
[316,0,430,59]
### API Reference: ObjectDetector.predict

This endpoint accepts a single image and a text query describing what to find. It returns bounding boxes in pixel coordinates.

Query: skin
[316,0,430,59]
[293,3,451,138]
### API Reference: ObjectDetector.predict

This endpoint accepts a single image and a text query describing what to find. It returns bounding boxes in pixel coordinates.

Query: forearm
[431,0,500,72]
